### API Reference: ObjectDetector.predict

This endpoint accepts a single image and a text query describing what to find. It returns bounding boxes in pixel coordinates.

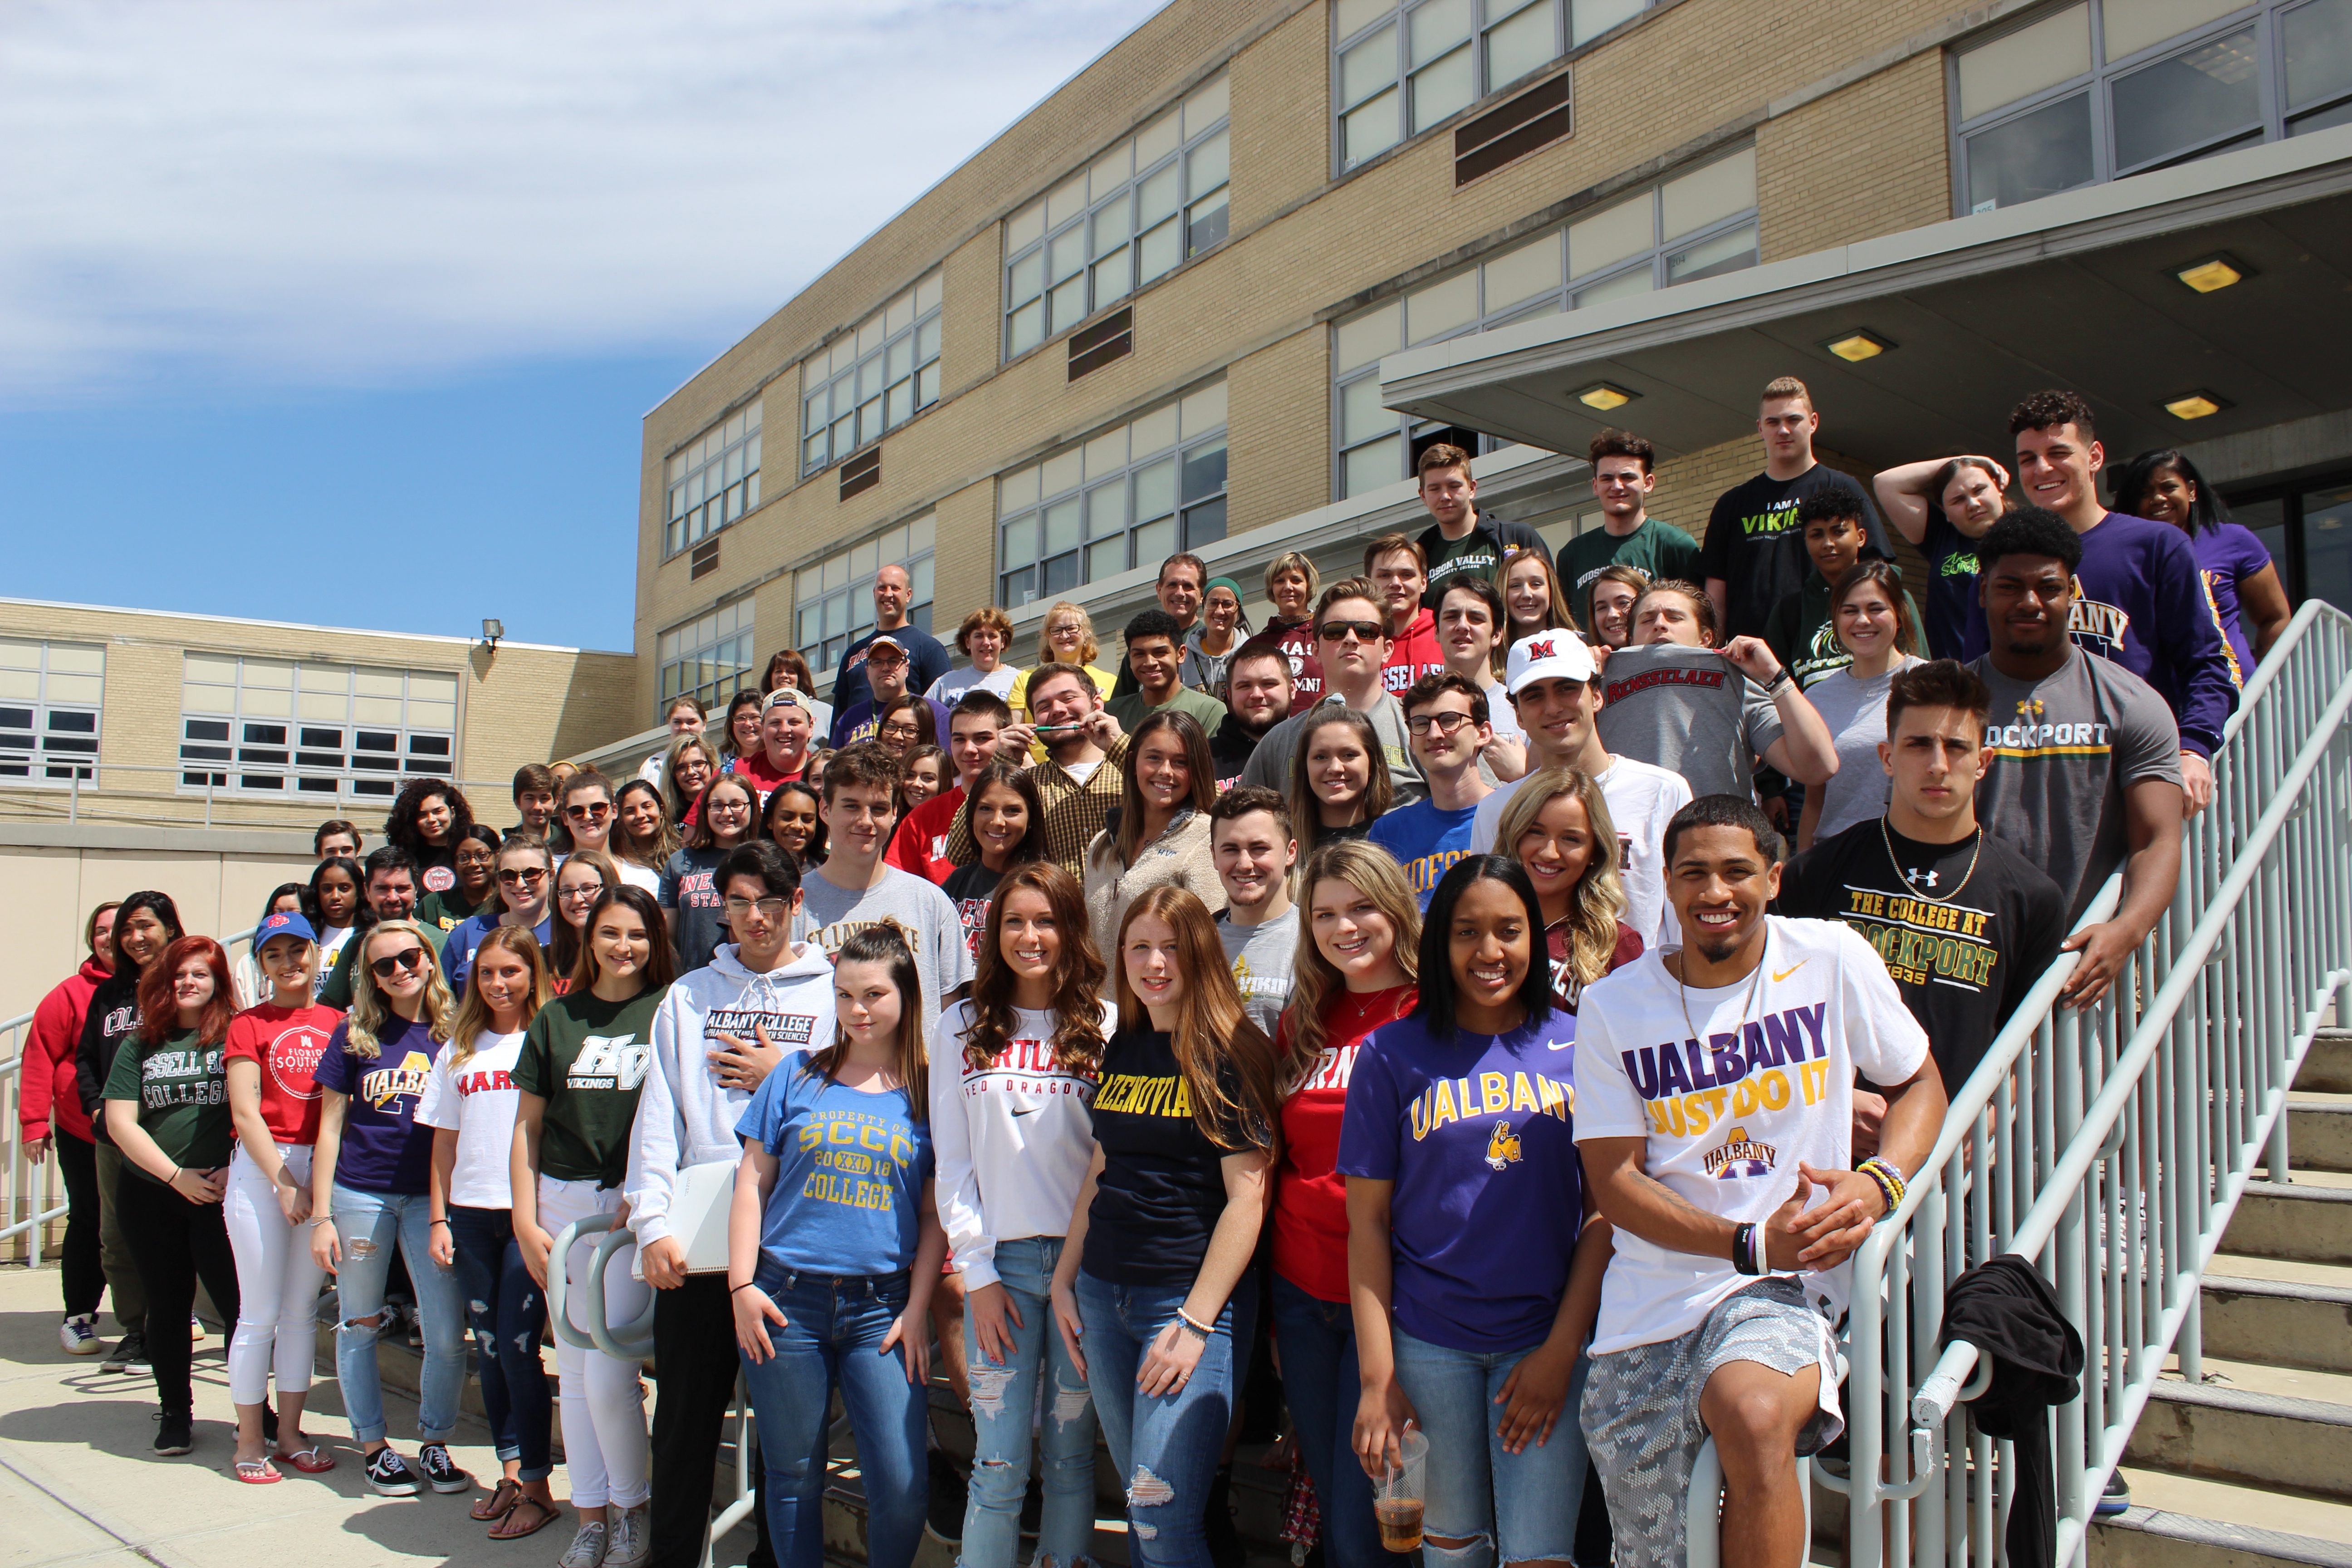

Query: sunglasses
[1318,619,1385,643]
[565,802,612,821]
[369,946,428,980]
[496,867,548,886]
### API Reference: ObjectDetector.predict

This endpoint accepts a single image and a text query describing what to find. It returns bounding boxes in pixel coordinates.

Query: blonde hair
[1282,842,1421,1087]
[447,925,553,1067]
[1036,602,1100,668]
[346,919,457,1058]
[1492,768,1627,985]
[1264,552,1320,604]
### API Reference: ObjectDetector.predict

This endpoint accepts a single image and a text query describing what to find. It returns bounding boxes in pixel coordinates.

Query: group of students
[14,373,2265,1568]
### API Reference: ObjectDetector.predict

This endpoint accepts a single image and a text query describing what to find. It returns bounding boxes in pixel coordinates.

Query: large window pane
[1965,91,2095,209]
[1137,161,1181,226]
[1341,376,1393,445]
[1182,497,1228,549]
[1957,5,2092,118]
[1343,435,1406,497]
[2111,27,2260,169]
[2286,0,2352,112]
[1187,187,1230,255]
[1574,265,1655,309]
[1568,195,1653,277]
[1140,218,1182,284]
[1343,25,1401,107]
[1181,438,1228,504]
[1186,128,1230,195]
[1344,84,1403,163]
[1570,0,1639,44]
[1411,45,1477,126]
[1662,147,1759,240]
[1491,0,1562,81]
[1666,221,1758,284]
[1410,0,1474,63]
[2104,0,2249,60]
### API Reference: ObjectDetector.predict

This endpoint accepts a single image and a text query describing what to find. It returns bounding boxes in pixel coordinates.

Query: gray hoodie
[624,940,836,1248]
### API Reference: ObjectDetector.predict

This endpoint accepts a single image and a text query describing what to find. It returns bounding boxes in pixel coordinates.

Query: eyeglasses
[877,720,921,739]
[1318,619,1385,644]
[369,947,429,980]
[1406,710,1477,737]
[559,882,607,903]
[707,798,752,815]
[495,867,548,886]
[723,896,794,921]
[564,802,612,821]
[455,850,496,867]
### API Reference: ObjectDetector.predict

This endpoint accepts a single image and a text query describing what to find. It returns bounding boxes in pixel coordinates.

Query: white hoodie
[626,941,836,1249]
[928,999,1107,1291]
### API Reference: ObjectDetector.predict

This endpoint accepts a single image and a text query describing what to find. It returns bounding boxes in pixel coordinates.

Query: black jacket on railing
[1940,1253,2085,1568]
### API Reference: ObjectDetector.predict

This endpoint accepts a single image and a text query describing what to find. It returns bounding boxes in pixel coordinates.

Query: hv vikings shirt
[1574,916,1930,1355]
[514,985,665,1188]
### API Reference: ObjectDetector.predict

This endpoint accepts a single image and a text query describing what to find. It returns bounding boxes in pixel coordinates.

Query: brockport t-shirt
[314,1015,444,1195]
[1574,916,1930,1353]
[1337,1006,1587,1352]
[738,1067,933,1279]
[1083,1028,1268,1287]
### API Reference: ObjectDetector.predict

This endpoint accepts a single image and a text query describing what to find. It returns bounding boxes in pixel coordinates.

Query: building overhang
[1378,125,2352,472]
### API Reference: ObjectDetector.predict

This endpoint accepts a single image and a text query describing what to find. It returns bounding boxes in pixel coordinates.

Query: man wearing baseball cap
[827,633,951,751]
[734,688,816,801]
[1468,629,1693,949]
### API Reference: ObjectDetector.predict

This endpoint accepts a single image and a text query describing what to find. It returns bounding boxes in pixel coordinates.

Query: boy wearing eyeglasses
[1367,673,1494,907]
[1235,578,1428,809]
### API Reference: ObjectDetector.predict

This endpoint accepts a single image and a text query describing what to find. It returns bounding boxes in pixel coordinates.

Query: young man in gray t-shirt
[1209,788,1299,1039]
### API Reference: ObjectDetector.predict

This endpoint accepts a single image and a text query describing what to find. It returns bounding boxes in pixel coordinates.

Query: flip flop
[233,1457,282,1485]
[472,1477,524,1521]
[488,1494,560,1540]
[278,1444,337,1474]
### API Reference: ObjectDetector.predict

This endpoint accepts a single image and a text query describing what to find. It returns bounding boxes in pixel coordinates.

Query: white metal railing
[1836,600,2352,1568]
[0,761,518,831]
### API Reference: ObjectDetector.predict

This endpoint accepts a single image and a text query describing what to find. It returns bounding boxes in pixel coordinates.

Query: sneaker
[152,1410,193,1456]
[416,1442,472,1494]
[102,1329,147,1373]
[924,1449,967,1546]
[605,1504,650,1568]
[2097,1473,2132,1517]
[59,1314,102,1356]
[189,1313,205,1343]
[365,1446,423,1497]
[558,1520,609,1568]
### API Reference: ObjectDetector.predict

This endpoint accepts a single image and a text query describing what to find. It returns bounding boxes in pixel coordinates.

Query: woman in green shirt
[103,934,240,1460]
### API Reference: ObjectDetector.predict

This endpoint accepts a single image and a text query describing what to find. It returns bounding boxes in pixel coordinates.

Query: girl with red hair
[103,935,241,1459]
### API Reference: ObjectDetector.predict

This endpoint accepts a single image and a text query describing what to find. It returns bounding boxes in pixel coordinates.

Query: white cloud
[0,0,1165,405]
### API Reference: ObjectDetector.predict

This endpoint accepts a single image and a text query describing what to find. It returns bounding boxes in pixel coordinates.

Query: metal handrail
[0,760,520,830]
[1837,599,2352,1568]
[543,1212,657,1361]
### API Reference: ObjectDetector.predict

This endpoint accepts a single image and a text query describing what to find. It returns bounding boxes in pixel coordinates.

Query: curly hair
[384,779,475,859]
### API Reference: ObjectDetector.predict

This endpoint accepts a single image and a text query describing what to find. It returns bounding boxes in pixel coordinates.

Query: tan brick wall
[1758,49,1954,260]
[1227,327,1330,539]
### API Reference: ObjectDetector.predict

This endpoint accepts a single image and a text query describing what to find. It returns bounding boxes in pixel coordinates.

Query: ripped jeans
[1390,1325,1590,1568]
[446,1204,552,1480]
[1074,1271,1251,1568]
[329,1183,466,1444]
[959,1237,1097,1568]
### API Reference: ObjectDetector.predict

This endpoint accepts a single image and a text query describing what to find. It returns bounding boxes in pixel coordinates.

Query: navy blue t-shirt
[314,1014,444,1195]
[1921,511,1980,663]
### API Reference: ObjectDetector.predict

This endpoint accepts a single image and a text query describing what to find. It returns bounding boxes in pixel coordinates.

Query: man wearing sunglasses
[1236,578,1427,808]
[1368,672,1495,907]
[318,848,426,1008]
[441,842,557,995]
[828,635,949,752]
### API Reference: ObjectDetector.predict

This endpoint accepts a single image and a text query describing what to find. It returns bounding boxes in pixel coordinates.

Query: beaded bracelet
[1174,1308,1214,1339]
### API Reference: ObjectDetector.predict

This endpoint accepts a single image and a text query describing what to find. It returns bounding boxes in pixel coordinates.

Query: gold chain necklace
[1880,818,1983,905]
[1673,926,1771,1049]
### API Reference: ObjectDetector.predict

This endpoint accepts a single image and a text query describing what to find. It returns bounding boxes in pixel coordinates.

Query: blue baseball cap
[256,910,317,949]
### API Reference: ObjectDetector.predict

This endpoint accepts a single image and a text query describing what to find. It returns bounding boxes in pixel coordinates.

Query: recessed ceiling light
[1823,330,1893,363]
[2162,390,2230,421]
[2174,255,2247,294]
[1576,382,1636,412]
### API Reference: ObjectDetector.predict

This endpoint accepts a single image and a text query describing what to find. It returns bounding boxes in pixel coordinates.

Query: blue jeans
[738,1269,927,1568]
[446,1204,553,1480]
[1075,1271,1252,1568]
[331,1184,465,1444]
[1270,1275,1379,1568]
[959,1238,1098,1568]
[1391,1326,1592,1568]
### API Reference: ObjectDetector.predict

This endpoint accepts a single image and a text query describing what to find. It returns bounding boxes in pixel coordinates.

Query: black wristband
[730,1282,758,1295]
[1733,1221,1762,1275]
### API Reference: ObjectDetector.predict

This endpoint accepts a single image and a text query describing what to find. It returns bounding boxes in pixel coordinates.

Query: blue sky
[0,0,1165,650]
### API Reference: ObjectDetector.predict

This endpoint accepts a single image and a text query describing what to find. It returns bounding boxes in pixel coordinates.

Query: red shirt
[1547,920,1645,1014]
[22,958,108,1142]
[1381,607,1446,696]
[1270,617,1325,716]
[1272,985,1415,1301]
[886,784,965,886]
[731,752,805,801]
[222,1002,343,1145]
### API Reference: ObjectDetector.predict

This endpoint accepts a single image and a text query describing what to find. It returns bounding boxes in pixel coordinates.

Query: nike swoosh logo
[1772,961,1808,983]
[1010,1105,1040,1117]
[1547,1040,1576,1051]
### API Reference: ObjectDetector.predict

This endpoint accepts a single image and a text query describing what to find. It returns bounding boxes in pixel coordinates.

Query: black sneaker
[102,1329,147,1373]
[2097,1472,2131,1517]
[261,1403,279,1446]
[416,1442,471,1494]
[924,1449,967,1546]
[152,1411,193,1456]
[365,1446,423,1496]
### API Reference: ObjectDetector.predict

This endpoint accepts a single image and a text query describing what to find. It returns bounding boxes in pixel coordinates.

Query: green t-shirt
[514,985,667,1186]
[102,1028,231,1183]
[1558,516,1701,614]
[415,887,486,936]
[1107,685,1228,737]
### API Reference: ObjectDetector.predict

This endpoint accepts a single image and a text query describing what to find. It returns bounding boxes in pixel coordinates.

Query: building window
[801,272,944,478]
[0,637,103,785]
[179,656,457,799]
[1333,0,1637,170]
[996,380,1229,608]
[658,601,757,725]
[1953,0,2352,213]
[1331,148,1756,496]
[794,514,937,686]
[1003,75,1231,360]
[665,401,762,558]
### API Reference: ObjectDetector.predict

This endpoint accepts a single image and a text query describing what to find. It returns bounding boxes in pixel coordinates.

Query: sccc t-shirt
[737,1067,933,1278]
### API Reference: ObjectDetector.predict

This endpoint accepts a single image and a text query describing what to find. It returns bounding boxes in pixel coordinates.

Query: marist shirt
[1574,916,1930,1354]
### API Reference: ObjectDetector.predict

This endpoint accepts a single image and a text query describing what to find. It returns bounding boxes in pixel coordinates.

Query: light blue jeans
[330,1184,466,1444]
[960,1238,1098,1568]
[1391,1325,1592,1568]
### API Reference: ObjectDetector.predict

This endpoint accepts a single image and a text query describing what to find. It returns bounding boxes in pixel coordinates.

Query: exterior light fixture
[2173,255,2247,294]
[2161,391,2230,421]
[481,617,505,649]
[1576,382,1637,412]
[1823,330,1893,363]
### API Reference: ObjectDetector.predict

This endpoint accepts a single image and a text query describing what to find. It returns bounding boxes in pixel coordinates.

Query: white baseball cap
[1505,629,1597,694]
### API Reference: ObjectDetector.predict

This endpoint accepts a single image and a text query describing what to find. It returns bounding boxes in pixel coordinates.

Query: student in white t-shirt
[1573,795,1945,1568]
[418,924,560,1541]
[929,606,1025,707]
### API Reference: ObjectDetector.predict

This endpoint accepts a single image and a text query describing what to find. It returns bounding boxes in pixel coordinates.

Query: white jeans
[539,1176,651,1509]
[224,1143,328,1404]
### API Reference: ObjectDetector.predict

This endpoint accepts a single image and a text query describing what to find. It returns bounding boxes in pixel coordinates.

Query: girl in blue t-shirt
[729,921,945,1568]
[1339,856,1614,1568]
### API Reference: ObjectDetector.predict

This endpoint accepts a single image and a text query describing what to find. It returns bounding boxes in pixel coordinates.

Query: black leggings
[648,1273,774,1568]
[54,1133,105,1318]
[115,1172,239,1416]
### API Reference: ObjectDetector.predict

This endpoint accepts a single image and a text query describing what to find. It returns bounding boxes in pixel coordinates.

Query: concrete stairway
[2096,1029,2352,1568]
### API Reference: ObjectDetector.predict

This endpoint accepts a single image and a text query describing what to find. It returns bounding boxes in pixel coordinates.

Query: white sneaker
[604,1504,649,1568]
[557,1520,608,1568]
[59,1314,101,1356]
[189,1313,205,1344]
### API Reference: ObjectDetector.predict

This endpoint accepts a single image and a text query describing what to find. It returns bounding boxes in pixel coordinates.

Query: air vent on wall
[690,538,720,579]
[840,448,881,500]
[1455,70,1573,186]
[1068,307,1135,382]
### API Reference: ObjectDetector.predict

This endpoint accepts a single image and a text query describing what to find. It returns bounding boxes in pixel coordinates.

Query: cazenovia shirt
[223,1002,343,1145]
[514,985,667,1188]
[1083,1028,1268,1287]
[313,1015,444,1195]
[103,1028,232,1184]
[736,1063,934,1279]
